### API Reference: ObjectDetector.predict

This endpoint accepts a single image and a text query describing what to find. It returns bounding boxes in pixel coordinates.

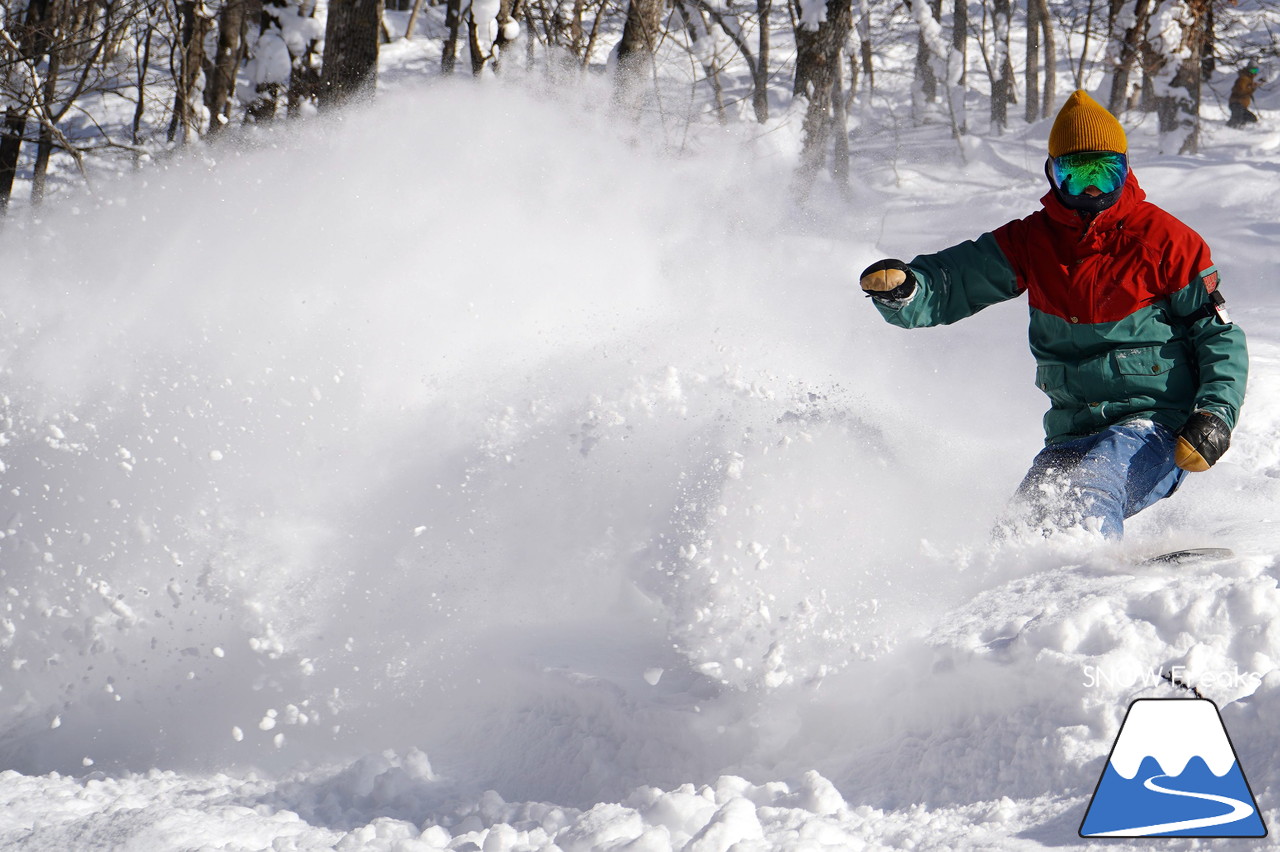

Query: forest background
[2,0,1278,211]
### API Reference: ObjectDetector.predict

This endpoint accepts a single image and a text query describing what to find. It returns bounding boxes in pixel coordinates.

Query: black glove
[859,259,917,302]
[1174,411,1232,472]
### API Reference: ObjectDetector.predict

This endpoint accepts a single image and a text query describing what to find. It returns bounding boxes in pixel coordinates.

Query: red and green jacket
[872,172,1248,445]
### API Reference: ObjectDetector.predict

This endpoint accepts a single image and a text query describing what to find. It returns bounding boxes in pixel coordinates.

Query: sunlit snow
[2,71,1280,850]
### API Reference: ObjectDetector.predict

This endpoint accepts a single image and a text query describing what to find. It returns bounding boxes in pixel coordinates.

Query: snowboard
[1140,547,1235,566]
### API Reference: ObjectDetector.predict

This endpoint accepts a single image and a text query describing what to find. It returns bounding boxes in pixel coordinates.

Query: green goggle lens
[1051,151,1129,196]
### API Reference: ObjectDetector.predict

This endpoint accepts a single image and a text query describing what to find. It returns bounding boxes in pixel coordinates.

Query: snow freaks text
[1082,665,1264,691]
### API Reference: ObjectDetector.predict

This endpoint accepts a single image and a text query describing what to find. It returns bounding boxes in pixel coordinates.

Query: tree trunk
[1156,0,1210,153]
[991,0,1012,129]
[915,0,940,103]
[31,126,53,205]
[30,19,63,205]
[831,47,850,185]
[168,0,212,142]
[951,0,967,133]
[1201,0,1214,77]
[133,12,155,161]
[754,0,771,122]
[467,8,485,73]
[207,0,249,135]
[616,0,665,93]
[320,0,383,107]
[1035,0,1054,117]
[404,0,427,37]
[291,0,322,113]
[674,4,720,118]
[442,0,463,72]
[0,0,55,211]
[570,0,585,55]
[1025,0,1040,121]
[1107,0,1151,114]
[794,0,854,187]
[491,0,522,67]
[1074,0,1096,89]
[0,112,30,213]
[857,3,873,97]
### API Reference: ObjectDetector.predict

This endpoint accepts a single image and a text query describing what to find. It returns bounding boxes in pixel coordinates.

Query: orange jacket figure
[1228,67,1262,127]
[1230,67,1261,109]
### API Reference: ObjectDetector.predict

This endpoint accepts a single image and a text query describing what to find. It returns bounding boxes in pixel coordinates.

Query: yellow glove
[1174,411,1231,472]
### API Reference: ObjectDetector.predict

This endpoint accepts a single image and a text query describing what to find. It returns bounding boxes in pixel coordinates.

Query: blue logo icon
[1080,698,1267,838]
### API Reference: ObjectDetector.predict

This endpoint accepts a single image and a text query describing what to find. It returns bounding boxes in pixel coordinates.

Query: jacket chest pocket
[1111,344,1193,403]
[1113,345,1174,379]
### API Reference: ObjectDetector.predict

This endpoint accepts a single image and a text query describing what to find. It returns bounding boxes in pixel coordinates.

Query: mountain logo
[1079,697,1267,838]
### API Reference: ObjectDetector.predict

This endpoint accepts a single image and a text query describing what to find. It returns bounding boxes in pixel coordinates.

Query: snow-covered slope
[1,79,1279,850]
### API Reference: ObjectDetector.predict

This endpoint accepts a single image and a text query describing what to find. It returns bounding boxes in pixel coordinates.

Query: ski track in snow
[1,79,1280,850]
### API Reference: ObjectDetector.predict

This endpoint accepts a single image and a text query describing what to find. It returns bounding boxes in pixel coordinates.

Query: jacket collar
[1039,170,1146,232]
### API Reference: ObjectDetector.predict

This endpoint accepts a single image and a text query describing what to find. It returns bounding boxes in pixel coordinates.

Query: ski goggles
[1050,151,1129,196]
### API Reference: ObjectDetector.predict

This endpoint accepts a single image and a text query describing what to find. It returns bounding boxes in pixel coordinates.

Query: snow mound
[0,760,1066,851]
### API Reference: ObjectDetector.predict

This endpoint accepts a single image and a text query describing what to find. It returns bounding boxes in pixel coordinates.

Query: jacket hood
[1040,170,1146,231]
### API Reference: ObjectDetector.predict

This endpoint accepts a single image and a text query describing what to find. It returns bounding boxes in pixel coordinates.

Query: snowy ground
[2,70,1280,850]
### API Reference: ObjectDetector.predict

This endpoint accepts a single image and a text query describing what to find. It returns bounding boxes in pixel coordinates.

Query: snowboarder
[858,90,1248,539]
[1227,66,1262,128]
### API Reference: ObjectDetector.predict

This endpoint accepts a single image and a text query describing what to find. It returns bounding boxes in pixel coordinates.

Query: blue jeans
[1008,420,1186,539]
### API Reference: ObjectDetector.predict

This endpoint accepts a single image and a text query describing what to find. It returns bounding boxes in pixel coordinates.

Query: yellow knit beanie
[1048,90,1128,157]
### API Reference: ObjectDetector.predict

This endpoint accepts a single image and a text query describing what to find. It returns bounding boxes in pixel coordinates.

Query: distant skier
[858,90,1248,539]
[1227,65,1263,128]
